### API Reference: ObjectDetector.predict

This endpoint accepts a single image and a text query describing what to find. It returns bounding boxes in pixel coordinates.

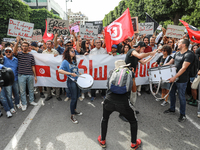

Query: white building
[21,0,66,20]
[68,9,88,25]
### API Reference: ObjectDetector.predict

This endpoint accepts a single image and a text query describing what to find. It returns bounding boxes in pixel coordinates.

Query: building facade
[22,0,66,19]
[68,9,88,25]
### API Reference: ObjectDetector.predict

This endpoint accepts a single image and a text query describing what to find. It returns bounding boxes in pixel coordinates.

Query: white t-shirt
[90,47,107,55]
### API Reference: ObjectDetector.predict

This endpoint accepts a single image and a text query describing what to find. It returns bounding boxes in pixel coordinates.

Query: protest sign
[85,21,103,34]
[139,22,154,35]
[166,25,185,38]
[7,18,34,39]
[68,21,80,31]
[3,38,16,42]
[47,18,69,35]
[131,17,139,33]
[71,25,79,33]
[80,25,98,39]
[98,34,103,39]
[157,25,162,30]
[32,29,42,41]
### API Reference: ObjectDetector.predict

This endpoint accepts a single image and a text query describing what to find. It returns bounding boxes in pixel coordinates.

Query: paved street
[0,90,200,150]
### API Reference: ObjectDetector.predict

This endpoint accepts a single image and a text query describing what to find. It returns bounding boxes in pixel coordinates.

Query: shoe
[188,100,198,107]
[64,97,70,101]
[6,111,12,118]
[10,108,16,114]
[81,93,85,99]
[57,97,62,101]
[30,101,38,106]
[71,115,78,124]
[21,105,27,111]
[119,114,128,122]
[40,92,45,98]
[178,114,186,122]
[156,98,164,101]
[52,90,56,95]
[130,139,142,150]
[0,111,3,117]
[163,108,175,114]
[137,91,141,96]
[161,101,168,106]
[197,114,200,118]
[135,110,139,114]
[45,96,52,101]
[91,97,96,102]
[97,135,106,148]
[75,110,83,116]
[79,97,84,101]
[16,104,21,109]
[186,96,193,102]
[88,92,91,97]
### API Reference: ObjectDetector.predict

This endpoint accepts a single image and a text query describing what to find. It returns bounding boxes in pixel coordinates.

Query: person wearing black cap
[119,42,157,121]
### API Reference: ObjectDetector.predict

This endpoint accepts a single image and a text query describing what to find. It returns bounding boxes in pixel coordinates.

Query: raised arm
[76,35,81,53]
[132,50,157,60]
[54,33,58,49]
[13,36,20,55]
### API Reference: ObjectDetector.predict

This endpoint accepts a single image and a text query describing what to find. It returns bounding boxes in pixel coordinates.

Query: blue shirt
[59,60,79,80]
[56,45,64,55]
[3,56,18,81]
[0,64,4,69]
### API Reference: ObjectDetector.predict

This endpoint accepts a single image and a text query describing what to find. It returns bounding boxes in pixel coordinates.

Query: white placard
[80,25,98,39]
[166,25,185,38]
[139,22,154,35]
[7,18,34,39]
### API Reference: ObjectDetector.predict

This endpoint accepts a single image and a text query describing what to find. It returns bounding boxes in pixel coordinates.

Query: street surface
[0,90,200,150]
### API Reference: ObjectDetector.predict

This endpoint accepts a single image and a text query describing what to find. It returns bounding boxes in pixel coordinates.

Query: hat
[112,44,117,49]
[5,47,13,51]
[38,42,43,47]
[31,42,37,47]
[115,60,130,69]
[133,41,146,48]
[64,40,72,45]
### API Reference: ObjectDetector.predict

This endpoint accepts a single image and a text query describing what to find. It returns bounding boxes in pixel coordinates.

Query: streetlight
[36,0,38,9]
[66,0,72,20]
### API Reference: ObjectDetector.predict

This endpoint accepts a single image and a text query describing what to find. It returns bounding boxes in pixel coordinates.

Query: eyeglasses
[96,42,101,44]
[22,45,28,47]
[66,44,72,47]
[161,50,166,52]
[5,51,12,53]
[70,50,75,53]
[168,41,173,43]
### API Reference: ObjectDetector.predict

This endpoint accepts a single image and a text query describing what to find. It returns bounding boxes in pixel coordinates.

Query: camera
[0,67,14,87]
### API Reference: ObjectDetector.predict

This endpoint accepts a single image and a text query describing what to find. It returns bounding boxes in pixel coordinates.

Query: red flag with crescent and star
[104,8,134,52]
[43,20,54,43]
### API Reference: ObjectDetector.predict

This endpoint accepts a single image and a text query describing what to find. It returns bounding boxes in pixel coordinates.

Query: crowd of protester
[0,27,199,120]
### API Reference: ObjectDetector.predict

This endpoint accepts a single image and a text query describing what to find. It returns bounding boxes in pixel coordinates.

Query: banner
[7,18,34,39]
[85,21,103,34]
[3,38,16,42]
[139,22,154,35]
[80,25,98,39]
[131,17,139,33]
[32,29,42,41]
[71,25,79,33]
[33,53,162,88]
[166,25,185,39]
[47,18,69,35]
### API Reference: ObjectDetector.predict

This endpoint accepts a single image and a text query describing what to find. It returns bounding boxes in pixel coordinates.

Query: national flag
[180,20,200,43]
[104,8,134,52]
[145,13,159,33]
[35,65,51,77]
[43,20,54,43]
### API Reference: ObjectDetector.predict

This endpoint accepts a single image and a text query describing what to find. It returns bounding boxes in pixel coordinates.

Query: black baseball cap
[133,41,146,48]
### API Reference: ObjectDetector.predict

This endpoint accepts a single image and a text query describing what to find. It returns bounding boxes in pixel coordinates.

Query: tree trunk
[173,13,182,25]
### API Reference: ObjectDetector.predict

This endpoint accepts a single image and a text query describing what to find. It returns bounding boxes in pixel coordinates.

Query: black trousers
[91,89,106,97]
[101,99,138,143]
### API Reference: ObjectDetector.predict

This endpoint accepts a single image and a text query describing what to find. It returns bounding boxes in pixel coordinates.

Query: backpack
[108,67,133,94]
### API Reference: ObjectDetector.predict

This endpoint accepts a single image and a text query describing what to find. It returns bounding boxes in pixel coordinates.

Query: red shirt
[144,46,152,53]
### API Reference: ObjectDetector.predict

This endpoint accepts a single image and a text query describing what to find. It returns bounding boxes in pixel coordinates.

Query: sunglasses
[70,50,75,53]
[5,51,12,53]
[161,50,166,52]
[168,41,173,43]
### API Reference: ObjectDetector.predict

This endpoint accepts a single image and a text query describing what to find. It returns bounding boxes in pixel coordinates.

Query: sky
[56,0,122,21]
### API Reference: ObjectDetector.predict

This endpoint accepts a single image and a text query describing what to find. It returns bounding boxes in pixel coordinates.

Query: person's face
[57,39,61,45]
[111,47,117,53]
[95,40,101,49]
[168,40,173,46]
[162,49,167,55]
[65,43,72,48]
[85,41,89,48]
[46,42,52,49]
[17,47,22,52]
[31,46,35,50]
[124,45,129,53]
[28,45,32,51]
[178,39,183,50]
[193,46,198,53]
[5,50,13,59]
[69,48,75,57]
[144,38,149,45]
[150,38,155,45]
[139,47,145,53]
[22,44,29,52]
[10,44,14,49]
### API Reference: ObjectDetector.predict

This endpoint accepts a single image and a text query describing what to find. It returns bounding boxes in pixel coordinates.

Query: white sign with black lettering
[80,25,98,39]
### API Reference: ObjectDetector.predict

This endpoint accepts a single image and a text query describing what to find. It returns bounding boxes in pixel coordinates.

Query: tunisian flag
[104,8,134,52]
[43,20,54,43]
[35,65,51,77]
[180,20,200,43]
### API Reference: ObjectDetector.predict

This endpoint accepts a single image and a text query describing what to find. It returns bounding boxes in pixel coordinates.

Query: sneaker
[178,114,186,122]
[52,90,56,95]
[6,111,12,118]
[131,139,142,150]
[0,111,3,117]
[56,97,62,101]
[186,96,193,102]
[45,96,52,101]
[21,105,27,111]
[64,97,70,102]
[74,110,83,116]
[163,108,175,114]
[156,98,164,101]
[79,97,83,101]
[71,115,78,124]
[30,101,38,106]
[16,104,21,109]
[161,101,168,106]
[81,93,85,99]
[197,114,200,118]
[40,92,45,98]
[88,92,91,97]
[97,135,106,148]
[188,100,198,107]
[137,91,141,96]
[91,97,96,102]
[10,108,16,114]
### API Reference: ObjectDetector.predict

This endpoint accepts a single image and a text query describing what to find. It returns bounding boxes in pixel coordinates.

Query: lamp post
[66,0,72,20]
[36,0,38,9]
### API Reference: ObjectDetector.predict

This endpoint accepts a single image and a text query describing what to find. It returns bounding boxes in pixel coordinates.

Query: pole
[36,0,39,9]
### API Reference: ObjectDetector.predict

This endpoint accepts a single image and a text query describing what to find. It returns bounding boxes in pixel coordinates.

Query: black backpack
[185,51,199,77]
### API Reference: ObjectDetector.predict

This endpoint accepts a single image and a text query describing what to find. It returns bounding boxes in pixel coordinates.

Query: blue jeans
[65,88,71,98]
[67,79,80,115]
[1,87,14,112]
[18,74,34,105]
[4,80,20,105]
[169,82,187,115]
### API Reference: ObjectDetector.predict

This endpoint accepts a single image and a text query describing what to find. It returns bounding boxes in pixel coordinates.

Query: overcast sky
[57,0,122,21]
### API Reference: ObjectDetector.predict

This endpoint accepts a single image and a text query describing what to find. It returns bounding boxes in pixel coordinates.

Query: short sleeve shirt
[173,51,194,83]
[59,60,79,80]
[17,52,35,75]
[56,45,64,55]
[90,47,107,55]
[156,55,172,66]
[42,49,59,55]
[125,49,140,71]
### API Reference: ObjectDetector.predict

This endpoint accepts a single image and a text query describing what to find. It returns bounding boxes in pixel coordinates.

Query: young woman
[121,44,131,54]
[153,45,172,106]
[167,38,175,51]
[58,47,82,124]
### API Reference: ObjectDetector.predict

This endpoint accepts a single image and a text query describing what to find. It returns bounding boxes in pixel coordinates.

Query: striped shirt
[17,52,35,75]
